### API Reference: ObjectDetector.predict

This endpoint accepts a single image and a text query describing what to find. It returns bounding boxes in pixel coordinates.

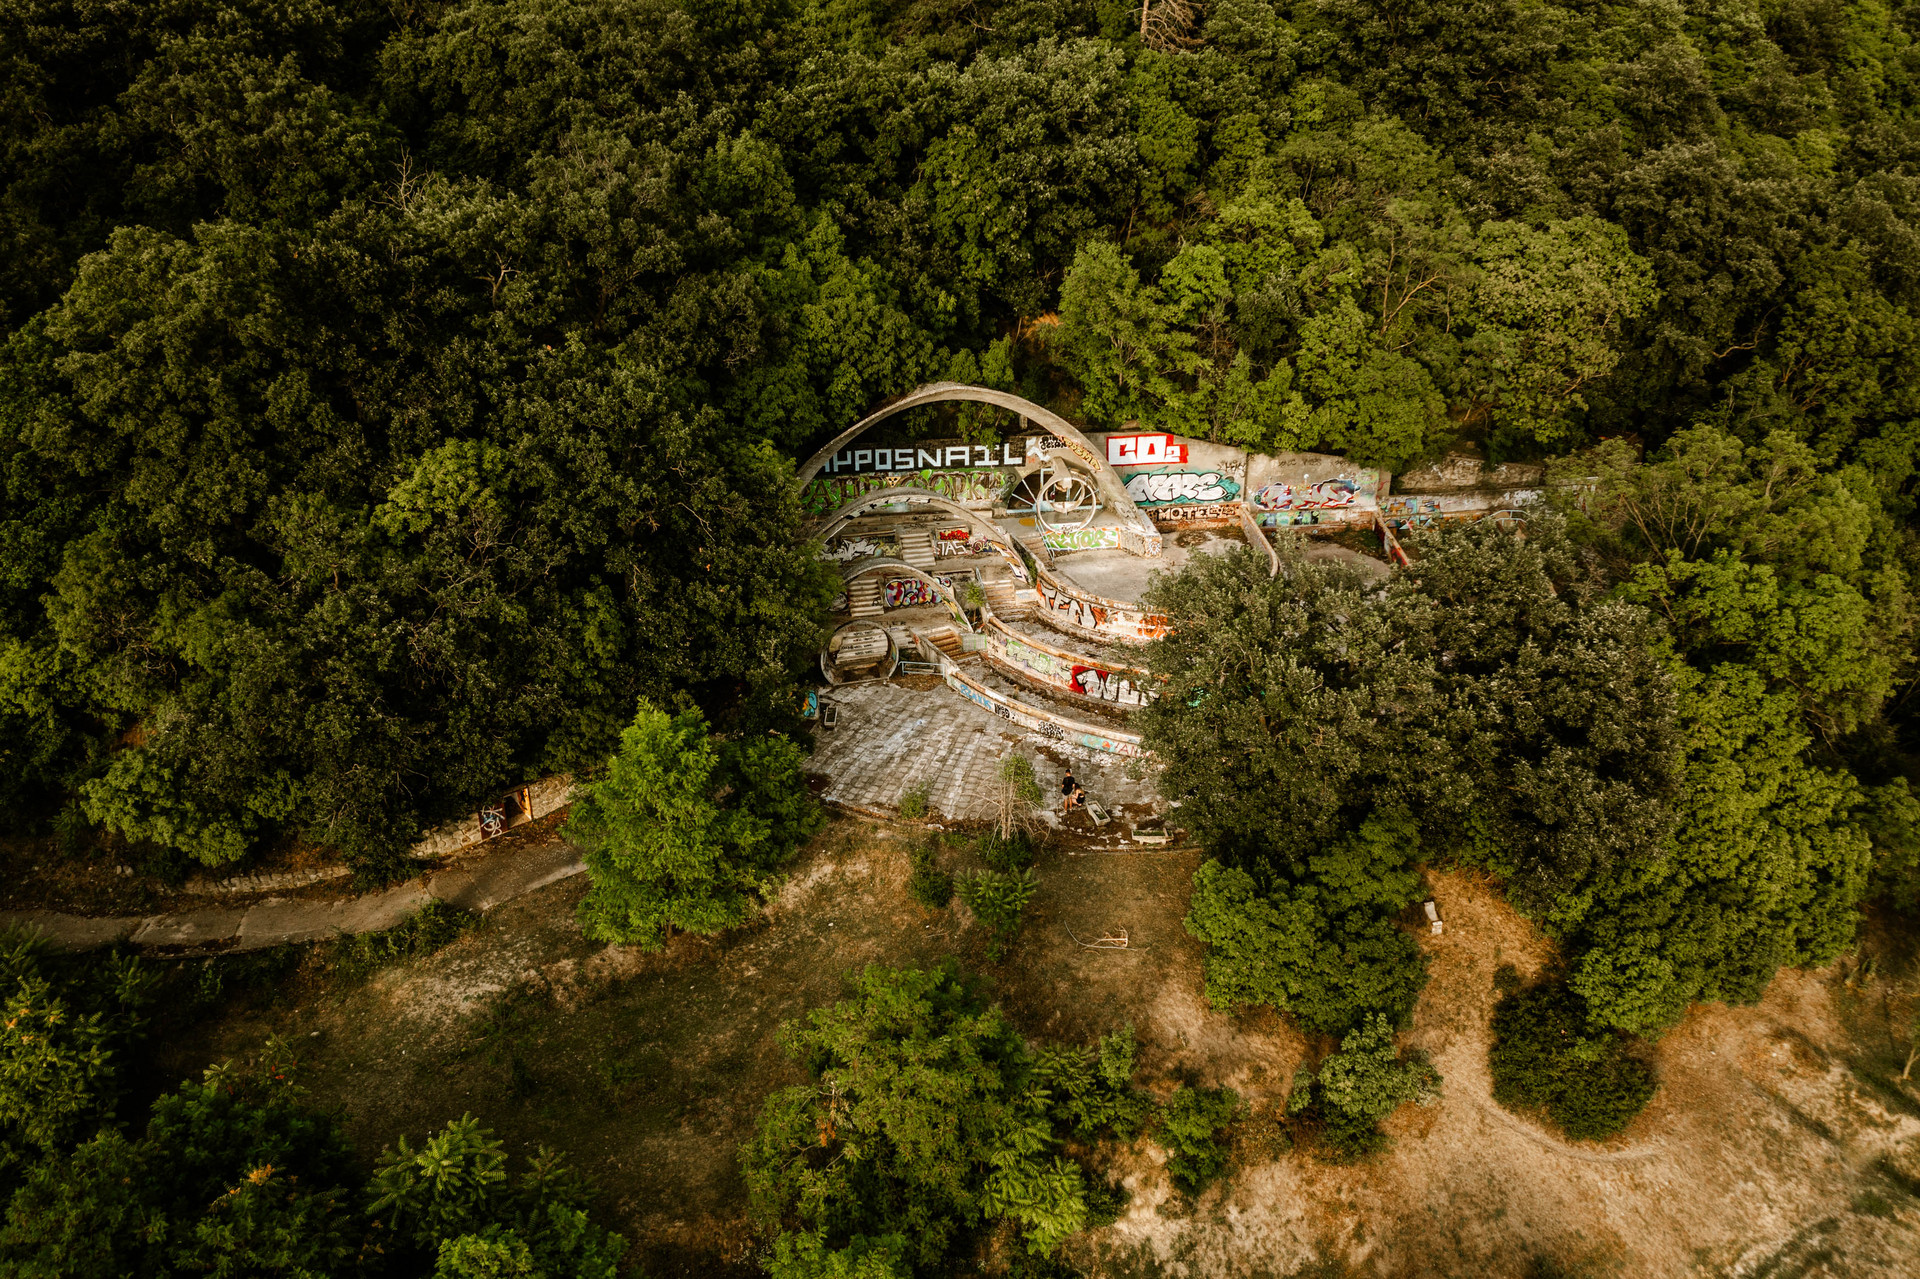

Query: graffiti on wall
[1382,495,1443,529]
[1149,503,1239,526]
[1252,475,1375,513]
[1002,636,1062,682]
[1072,664,1156,707]
[1106,433,1186,465]
[820,533,899,563]
[1381,490,1542,531]
[884,576,940,608]
[1036,581,1170,641]
[944,669,1146,756]
[1043,526,1123,552]
[1123,469,1242,506]
[934,530,989,558]
[802,469,1009,516]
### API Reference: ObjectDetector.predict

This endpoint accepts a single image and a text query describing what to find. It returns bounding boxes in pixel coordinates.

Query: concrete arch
[815,486,995,543]
[795,382,1159,553]
[840,557,975,632]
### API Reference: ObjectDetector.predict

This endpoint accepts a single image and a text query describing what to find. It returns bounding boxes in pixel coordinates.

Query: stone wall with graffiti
[938,655,1146,756]
[820,533,899,563]
[801,468,1012,516]
[1382,489,1541,531]
[1035,576,1170,644]
[978,617,1157,707]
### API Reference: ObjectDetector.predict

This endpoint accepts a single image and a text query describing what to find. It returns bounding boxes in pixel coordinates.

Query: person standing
[1061,771,1079,811]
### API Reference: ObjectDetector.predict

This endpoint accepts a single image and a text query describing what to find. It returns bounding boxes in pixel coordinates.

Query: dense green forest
[5,0,1919,874]
[5,0,1920,1273]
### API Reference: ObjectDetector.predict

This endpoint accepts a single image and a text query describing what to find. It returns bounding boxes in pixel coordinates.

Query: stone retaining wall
[938,654,1146,756]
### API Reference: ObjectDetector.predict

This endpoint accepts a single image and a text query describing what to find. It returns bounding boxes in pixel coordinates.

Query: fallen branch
[1068,927,1140,949]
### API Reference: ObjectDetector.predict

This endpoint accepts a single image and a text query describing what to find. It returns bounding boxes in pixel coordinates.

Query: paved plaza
[809,679,1161,827]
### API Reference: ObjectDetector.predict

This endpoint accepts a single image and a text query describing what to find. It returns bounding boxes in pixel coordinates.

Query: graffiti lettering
[1043,526,1123,552]
[1149,503,1239,524]
[820,534,898,562]
[824,441,1024,474]
[1123,470,1240,505]
[1071,665,1156,707]
[1107,434,1186,465]
[1253,478,1360,511]
[884,577,939,608]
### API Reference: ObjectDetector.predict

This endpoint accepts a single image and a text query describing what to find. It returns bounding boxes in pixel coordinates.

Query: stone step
[981,578,1026,618]
[897,529,936,569]
[847,577,884,619]
[927,630,967,661]
[838,629,889,661]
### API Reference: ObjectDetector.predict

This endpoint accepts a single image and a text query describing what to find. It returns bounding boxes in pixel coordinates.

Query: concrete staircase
[848,575,884,619]
[981,576,1025,618]
[897,527,936,569]
[925,629,969,663]
[837,628,889,663]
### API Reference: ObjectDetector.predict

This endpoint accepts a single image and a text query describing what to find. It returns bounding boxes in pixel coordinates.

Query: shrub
[956,868,1038,961]
[897,782,930,822]
[1489,980,1656,1141]
[570,698,822,948]
[1033,1025,1153,1140]
[1295,1014,1441,1159]
[1158,1085,1240,1194]
[979,826,1038,872]
[327,900,477,985]
[741,963,1088,1272]
[906,839,952,910]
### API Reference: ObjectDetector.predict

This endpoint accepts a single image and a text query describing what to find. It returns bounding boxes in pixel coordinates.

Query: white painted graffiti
[1124,470,1238,505]
[819,534,898,562]
[1072,664,1156,706]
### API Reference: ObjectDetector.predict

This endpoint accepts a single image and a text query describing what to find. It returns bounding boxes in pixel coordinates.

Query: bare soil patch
[155,821,1920,1278]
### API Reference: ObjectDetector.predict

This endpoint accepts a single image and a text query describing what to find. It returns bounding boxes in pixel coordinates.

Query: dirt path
[0,836,585,952]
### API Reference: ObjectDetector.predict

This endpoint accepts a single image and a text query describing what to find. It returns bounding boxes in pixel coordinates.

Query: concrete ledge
[938,657,1146,757]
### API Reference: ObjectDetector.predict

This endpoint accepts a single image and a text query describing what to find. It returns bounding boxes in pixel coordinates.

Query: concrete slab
[130,907,246,948]
[1050,531,1245,603]
[233,882,434,949]
[809,680,1160,824]
[1,910,141,952]
[428,841,586,912]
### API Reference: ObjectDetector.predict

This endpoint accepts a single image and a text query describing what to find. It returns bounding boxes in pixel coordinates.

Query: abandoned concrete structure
[803,383,1545,759]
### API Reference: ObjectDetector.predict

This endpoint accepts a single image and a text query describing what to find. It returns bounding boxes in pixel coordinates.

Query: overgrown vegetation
[1157,1085,1241,1193]
[742,962,1147,1270]
[568,698,822,947]
[0,933,622,1279]
[1489,972,1657,1142]
[1287,1014,1442,1158]
[6,0,1920,1267]
[956,868,1040,961]
[906,836,954,910]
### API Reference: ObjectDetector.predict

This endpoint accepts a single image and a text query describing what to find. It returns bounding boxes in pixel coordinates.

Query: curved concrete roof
[794,382,1157,547]
[814,486,995,542]
[840,556,974,631]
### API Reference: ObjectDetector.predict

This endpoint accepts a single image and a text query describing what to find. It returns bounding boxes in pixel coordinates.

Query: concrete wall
[938,655,1146,756]
[1031,571,1172,645]
[977,616,1158,708]
[408,774,574,861]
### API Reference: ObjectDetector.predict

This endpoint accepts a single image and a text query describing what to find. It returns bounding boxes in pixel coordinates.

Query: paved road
[0,839,586,953]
